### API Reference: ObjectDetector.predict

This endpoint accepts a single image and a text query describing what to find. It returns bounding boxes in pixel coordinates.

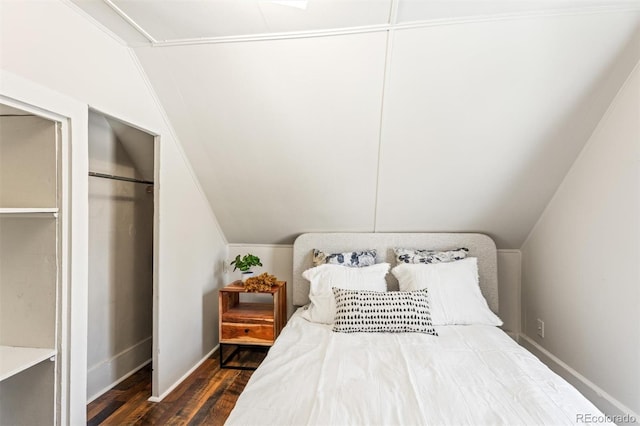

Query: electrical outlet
[537,319,544,338]
[222,259,230,274]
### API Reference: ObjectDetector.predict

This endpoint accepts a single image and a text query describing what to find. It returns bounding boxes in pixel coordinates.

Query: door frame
[87,107,161,400]
[0,91,72,426]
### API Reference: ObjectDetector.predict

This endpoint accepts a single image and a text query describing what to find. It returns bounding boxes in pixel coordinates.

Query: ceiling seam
[102,0,158,44]
[147,4,640,47]
[373,0,399,233]
[155,24,390,46]
[387,0,397,25]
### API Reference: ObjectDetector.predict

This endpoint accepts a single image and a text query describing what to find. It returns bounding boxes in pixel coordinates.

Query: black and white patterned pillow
[394,247,469,265]
[312,249,376,267]
[332,287,438,335]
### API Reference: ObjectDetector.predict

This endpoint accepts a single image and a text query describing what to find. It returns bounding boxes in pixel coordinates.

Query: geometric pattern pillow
[394,247,468,265]
[332,287,437,335]
[312,249,377,267]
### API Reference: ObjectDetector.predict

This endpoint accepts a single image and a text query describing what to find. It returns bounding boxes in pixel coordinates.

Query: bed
[225,233,610,426]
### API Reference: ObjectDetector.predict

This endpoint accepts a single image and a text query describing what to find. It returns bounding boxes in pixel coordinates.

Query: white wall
[136,11,640,248]
[135,33,387,245]
[377,12,640,249]
[521,62,640,416]
[227,245,295,318]
[0,0,228,418]
[227,244,521,333]
[497,250,521,336]
[87,112,154,401]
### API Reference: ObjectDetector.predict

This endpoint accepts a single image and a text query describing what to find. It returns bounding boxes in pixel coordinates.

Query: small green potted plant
[231,253,263,282]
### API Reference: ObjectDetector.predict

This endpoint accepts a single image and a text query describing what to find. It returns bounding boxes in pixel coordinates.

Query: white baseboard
[518,333,639,424]
[148,345,219,403]
[87,337,153,402]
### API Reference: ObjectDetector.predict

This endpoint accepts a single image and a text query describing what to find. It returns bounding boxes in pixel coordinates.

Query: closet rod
[89,171,154,185]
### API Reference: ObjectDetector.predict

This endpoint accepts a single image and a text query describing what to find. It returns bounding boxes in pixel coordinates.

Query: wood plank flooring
[87,347,266,425]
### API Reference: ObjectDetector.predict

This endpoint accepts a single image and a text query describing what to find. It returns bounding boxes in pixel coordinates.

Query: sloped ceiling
[88,111,155,182]
[71,1,640,247]
[104,116,155,182]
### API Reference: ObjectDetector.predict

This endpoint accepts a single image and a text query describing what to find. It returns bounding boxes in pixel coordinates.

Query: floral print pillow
[394,247,468,265]
[312,249,377,267]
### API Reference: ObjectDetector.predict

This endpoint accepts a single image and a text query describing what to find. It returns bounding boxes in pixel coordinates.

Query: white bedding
[226,309,610,426]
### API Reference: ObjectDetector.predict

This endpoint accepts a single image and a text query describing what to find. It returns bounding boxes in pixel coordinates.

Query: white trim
[520,58,640,250]
[519,333,640,422]
[228,243,293,248]
[496,249,522,254]
[139,4,640,47]
[0,72,88,426]
[388,0,400,25]
[102,0,158,43]
[86,359,151,404]
[155,24,388,46]
[84,106,161,400]
[57,110,70,426]
[147,345,218,403]
[372,24,393,233]
[87,337,152,374]
[0,93,72,123]
[152,134,161,399]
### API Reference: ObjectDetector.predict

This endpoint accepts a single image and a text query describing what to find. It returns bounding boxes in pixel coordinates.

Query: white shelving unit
[0,112,60,425]
[0,207,59,217]
[0,346,57,382]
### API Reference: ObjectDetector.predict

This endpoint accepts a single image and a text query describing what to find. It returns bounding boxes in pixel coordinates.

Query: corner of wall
[126,48,229,245]
[518,58,640,416]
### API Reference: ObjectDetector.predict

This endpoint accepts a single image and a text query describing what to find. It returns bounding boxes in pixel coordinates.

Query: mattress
[226,309,611,426]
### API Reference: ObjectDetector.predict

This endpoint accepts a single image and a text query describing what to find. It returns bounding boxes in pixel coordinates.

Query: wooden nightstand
[218,280,286,369]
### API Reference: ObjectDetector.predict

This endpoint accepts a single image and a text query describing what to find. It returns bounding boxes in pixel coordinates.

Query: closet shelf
[0,208,58,218]
[0,346,56,382]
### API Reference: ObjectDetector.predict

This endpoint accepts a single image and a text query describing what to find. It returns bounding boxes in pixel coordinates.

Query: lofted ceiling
[71,0,640,44]
[71,1,640,247]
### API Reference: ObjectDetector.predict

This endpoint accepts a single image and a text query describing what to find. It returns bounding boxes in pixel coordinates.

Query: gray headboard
[292,233,498,313]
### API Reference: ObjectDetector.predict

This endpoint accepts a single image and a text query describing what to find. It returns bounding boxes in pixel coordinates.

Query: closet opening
[86,110,158,404]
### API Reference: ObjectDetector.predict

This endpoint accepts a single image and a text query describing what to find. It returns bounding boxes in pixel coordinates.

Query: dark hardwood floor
[87,347,266,425]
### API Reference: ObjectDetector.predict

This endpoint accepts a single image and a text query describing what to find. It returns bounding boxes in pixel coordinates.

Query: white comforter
[226,310,609,426]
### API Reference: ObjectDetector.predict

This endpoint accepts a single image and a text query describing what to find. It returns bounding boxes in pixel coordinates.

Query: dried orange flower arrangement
[243,272,281,292]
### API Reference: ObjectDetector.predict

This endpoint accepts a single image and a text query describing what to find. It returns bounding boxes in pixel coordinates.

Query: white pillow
[301,263,389,324]
[391,258,502,326]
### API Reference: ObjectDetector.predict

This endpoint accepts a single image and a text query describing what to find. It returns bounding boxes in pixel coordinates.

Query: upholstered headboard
[292,233,499,313]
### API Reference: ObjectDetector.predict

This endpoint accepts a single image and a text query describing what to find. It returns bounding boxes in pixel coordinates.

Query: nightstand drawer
[221,323,274,344]
[218,280,287,368]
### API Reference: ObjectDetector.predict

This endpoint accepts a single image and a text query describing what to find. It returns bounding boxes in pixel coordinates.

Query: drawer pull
[244,329,249,334]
